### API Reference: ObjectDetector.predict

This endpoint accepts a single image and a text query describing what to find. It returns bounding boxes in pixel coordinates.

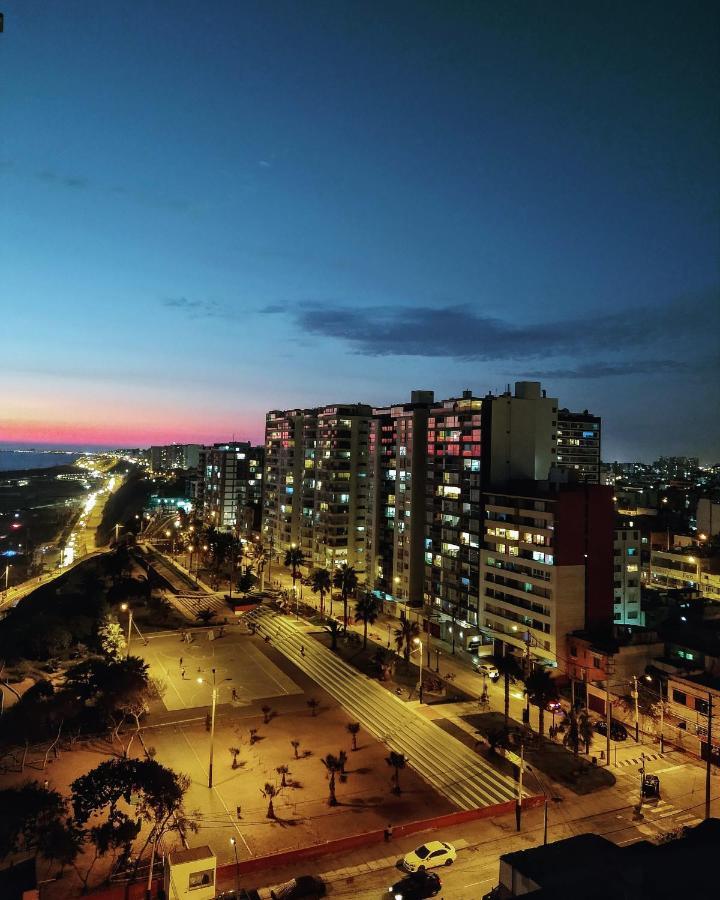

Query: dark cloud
[257,303,286,314]
[292,292,719,362]
[36,169,88,189]
[523,361,693,379]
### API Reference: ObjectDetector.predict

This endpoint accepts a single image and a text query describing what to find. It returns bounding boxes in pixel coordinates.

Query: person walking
[384,823,394,842]
[300,645,305,657]
[180,667,186,679]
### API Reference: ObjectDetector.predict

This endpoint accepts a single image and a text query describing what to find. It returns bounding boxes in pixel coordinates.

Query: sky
[1,1,718,461]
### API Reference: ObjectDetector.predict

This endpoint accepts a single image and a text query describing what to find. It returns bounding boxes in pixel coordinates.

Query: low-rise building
[666,672,720,763]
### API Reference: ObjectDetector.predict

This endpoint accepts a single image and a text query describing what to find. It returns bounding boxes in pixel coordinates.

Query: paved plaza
[138,626,304,712]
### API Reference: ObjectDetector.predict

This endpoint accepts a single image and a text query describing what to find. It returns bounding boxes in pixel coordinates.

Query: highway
[246,605,520,812]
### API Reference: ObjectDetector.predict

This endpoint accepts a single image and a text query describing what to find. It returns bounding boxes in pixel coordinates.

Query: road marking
[653,764,689,774]
[177,726,252,857]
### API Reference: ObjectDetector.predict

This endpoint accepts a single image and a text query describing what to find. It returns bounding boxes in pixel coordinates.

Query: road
[246,605,520,812]
[0,456,123,613]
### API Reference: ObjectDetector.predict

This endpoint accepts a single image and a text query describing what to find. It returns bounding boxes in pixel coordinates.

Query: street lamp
[413,637,423,703]
[113,522,123,543]
[230,837,240,896]
[197,668,217,788]
[3,564,10,593]
[120,603,133,658]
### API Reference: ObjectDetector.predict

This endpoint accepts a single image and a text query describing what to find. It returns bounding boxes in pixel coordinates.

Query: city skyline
[2,2,718,460]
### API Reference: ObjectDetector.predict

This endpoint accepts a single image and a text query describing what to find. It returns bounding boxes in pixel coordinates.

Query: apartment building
[311,404,372,573]
[613,519,643,625]
[479,483,615,669]
[422,382,559,646]
[556,409,601,483]
[149,443,202,473]
[366,391,434,605]
[666,672,720,763]
[263,404,372,573]
[263,409,312,549]
[200,442,263,533]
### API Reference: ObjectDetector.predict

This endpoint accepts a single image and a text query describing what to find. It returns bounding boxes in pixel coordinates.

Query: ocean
[0,450,82,472]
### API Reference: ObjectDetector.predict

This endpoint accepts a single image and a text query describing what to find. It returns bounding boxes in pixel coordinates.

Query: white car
[475,662,500,681]
[402,841,457,872]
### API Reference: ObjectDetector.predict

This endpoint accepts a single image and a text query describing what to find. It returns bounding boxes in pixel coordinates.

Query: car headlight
[395,895,403,900]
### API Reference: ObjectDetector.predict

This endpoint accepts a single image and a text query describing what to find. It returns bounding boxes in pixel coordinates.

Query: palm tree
[386,751,406,795]
[291,739,301,759]
[261,782,280,818]
[578,709,594,754]
[309,568,332,616]
[321,753,343,806]
[495,651,523,731]
[394,619,421,664]
[276,764,289,787]
[354,592,381,648]
[251,543,268,589]
[324,617,342,651]
[229,747,240,769]
[284,546,305,595]
[524,668,558,737]
[307,698,320,717]
[346,722,360,751]
[563,710,581,759]
[333,564,358,632]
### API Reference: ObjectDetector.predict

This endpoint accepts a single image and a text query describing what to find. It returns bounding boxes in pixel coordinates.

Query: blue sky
[1,1,718,459]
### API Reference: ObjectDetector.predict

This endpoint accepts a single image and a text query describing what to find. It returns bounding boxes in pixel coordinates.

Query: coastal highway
[0,456,123,613]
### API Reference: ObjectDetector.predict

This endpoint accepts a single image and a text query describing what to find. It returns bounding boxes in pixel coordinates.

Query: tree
[71,758,197,893]
[291,739,301,759]
[229,747,240,769]
[447,600,461,655]
[578,710,594,754]
[394,619,421,663]
[347,722,360,751]
[0,784,69,861]
[307,698,320,717]
[321,753,343,806]
[524,669,558,737]
[386,751,406,795]
[324,617,342,651]
[276,764,289,787]
[261,705,272,724]
[261,782,279,819]
[354,592,381,648]
[495,651,523,731]
[196,608,216,626]
[236,570,257,595]
[211,533,235,576]
[97,614,126,661]
[284,547,306,596]
[309,568,332,616]
[333,564,358,632]
[562,710,581,758]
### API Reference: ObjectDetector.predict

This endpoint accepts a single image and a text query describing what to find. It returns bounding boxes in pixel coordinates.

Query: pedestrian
[231,688,238,702]
[384,823,394,842]
[180,630,186,643]
[181,667,186,679]
[300,645,305,657]
[180,657,183,667]
[236,805,242,820]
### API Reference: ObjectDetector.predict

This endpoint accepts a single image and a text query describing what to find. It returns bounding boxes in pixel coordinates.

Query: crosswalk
[615,752,662,768]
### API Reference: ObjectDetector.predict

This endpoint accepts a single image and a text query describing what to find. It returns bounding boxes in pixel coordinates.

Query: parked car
[474,662,500,681]
[269,875,326,899]
[402,841,457,872]
[387,871,442,899]
[545,699,562,714]
[642,774,660,798]
[594,719,628,741]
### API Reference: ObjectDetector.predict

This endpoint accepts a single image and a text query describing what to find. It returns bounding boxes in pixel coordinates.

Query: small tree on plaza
[347,722,361,751]
[524,668,559,737]
[97,614,126,661]
[229,747,241,769]
[261,782,280,819]
[307,698,320,717]
[562,710,581,759]
[291,739,301,759]
[386,751,406,795]
[324,617,342,651]
[276,764,289,788]
[578,710,594,754]
[321,753,343,806]
[284,547,306,596]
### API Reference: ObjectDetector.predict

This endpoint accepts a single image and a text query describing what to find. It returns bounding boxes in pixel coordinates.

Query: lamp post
[413,637,423,703]
[120,603,132,658]
[632,675,640,743]
[198,668,217,788]
[230,837,240,896]
[188,545,195,583]
[3,564,10,593]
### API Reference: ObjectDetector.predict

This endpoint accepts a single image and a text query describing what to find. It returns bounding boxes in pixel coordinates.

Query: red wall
[556,484,614,632]
[87,796,544,899]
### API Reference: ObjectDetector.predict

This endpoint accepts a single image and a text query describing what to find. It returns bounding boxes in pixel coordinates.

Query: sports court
[138,628,303,711]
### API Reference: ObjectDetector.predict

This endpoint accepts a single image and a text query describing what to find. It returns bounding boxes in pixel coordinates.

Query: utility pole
[638,752,646,811]
[705,691,713,820]
[515,742,525,832]
[605,683,611,766]
[632,675,640,743]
